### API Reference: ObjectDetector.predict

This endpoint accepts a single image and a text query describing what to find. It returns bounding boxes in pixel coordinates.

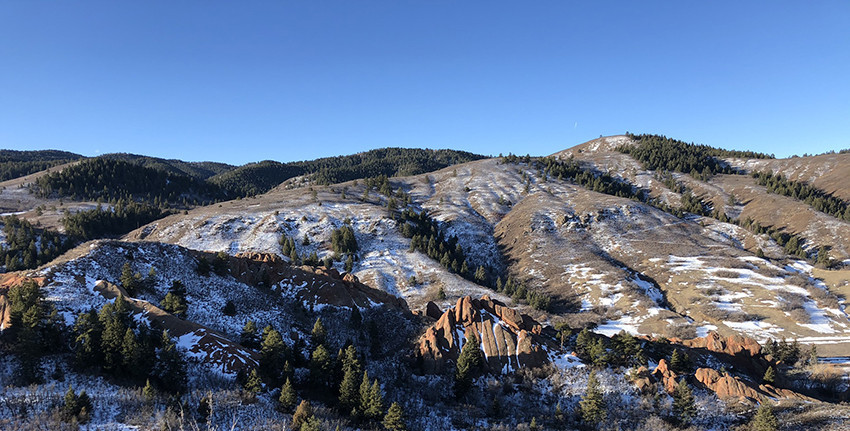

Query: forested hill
[98,153,235,180]
[31,158,230,205]
[209,147,486,196]
[616,133,774,180]
[0,149,84,182]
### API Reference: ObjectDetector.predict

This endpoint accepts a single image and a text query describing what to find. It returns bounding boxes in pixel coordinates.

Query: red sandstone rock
[416,295,549,374]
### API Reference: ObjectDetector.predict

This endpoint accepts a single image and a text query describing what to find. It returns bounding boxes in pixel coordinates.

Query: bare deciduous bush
[714,269,740,279]
[807,286,841,309]
[778,292,807,312]
[668,323,697,339]
[789,308,811,324]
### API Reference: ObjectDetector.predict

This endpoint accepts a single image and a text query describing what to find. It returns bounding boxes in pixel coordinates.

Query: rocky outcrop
[225,251,408,311]
[694,368,814,403]
[416,295,549,374]
[683,331,762,358]
[682,331,769,376]
[651,359,680,393]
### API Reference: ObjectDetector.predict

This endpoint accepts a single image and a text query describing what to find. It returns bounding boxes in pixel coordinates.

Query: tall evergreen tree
[672,378,697,426]
[278,378,297,412]
[120,262,139,296]
[338,345,362,412]
[383,402,407,431]
[153,330,187,394]
[259,326,287,383]
[580,371,606,425]
[365,379,384,420]
[240,320,260,349]
[750,400,779,431]
[454,335,485,398]
[311,317,327,345]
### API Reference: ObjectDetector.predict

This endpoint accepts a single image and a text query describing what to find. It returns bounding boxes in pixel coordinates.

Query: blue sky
[1,1,848,165]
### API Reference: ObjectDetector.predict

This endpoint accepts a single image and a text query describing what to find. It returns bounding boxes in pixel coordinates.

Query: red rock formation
[416,295,549,374]
[652,359,680,393]
[694,368,813,403]
[683,331,761,357]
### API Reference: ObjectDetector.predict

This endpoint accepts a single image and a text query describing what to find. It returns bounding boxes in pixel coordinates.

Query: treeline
[62,199,170,240]
[210,148,484,197]
[33,158,229,205]
[0,216,74,271]
[0,149,83,182]
[617,133,772,180]
[753,171,850,221]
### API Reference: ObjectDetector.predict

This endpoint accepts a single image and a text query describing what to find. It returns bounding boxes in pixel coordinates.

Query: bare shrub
[807,286,841,309]
[778,292,807,313]
[668,323,697,339]
[755,265,784,279]
[714,269,740,279]
[789,308,811,324]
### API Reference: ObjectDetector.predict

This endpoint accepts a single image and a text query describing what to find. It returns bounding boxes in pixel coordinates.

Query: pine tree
[120,262,139,295]
[454,334,485,398]
[339,345,362,411]
[311,317,327,345]
[244,368,263,394]
[383,402,407,431]
[153,330,187,394]
[301,417,321,431]
[670,348,690,373]
[278,378,297,412]
[359,371,371,416]
[672,378,697,426]
[310,344,332,388]
[62,385,79,422]
[750,400,779,431]
[579,371,606,425]
[292,400,314,431]
[142,379,156,402]
[365,379,384,420]
[120,327,142,377]
[474,265,487,284]
[763,366,776,385]
[259,326,287,382]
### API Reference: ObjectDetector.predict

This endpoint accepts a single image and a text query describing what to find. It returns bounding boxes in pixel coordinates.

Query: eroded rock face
[416,295,549,374]
[652,359,680,393]
[694,368,813,403]
[683,331,762,358]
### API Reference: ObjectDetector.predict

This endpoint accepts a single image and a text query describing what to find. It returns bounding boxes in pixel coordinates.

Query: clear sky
[1,1,848,165]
